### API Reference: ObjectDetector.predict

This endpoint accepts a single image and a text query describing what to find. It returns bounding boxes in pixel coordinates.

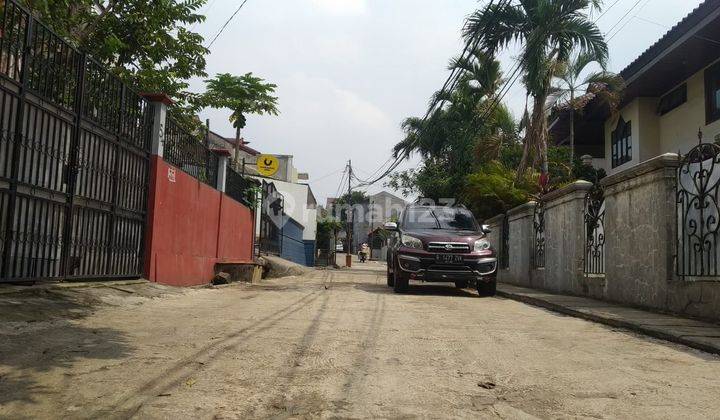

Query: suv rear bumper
[397,253,496,283]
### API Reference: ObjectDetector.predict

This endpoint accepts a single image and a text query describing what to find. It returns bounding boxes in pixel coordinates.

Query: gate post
[214,151,230,193]
[141,93,173,157]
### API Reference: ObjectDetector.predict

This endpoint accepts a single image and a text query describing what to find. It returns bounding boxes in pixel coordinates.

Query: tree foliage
[23,0,209,114]
[549,51,624,161]
[202,73,280,130]
[390,49,520,201]
[463,0,608,180]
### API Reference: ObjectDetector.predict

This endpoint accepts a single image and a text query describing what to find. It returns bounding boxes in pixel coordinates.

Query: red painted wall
[145,156,254,286]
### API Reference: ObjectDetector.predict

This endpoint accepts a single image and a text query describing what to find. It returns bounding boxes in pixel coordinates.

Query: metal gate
[0,1,151,282]
[258,181,284,255]
[583,184,605,275]
[676,138,720,277]
[533,200,545,268]
[500,213,509,269]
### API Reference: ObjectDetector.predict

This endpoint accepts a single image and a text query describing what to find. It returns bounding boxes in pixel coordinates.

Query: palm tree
[463,0,608,183]
[202,73,279,169]
[392,49,515,199]
[549,52,624,163]
[393,48,506,160]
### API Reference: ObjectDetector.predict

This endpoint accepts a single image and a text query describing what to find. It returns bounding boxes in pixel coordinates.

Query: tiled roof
[620,0,720,81]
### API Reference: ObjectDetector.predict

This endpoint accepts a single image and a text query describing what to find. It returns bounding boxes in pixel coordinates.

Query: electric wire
[478,0,626,126]
[607,0,655,42]
[355,0,509,188]
[191,0,220,31]
[634,15,720,47]
[354,0,624,188]
[206,0,250,49]
[604,0,645,40]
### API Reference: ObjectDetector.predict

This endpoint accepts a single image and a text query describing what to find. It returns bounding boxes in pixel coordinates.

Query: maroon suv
[384,204,497,296]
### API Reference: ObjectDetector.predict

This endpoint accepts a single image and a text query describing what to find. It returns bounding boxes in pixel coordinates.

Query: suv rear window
[403,207,478,230]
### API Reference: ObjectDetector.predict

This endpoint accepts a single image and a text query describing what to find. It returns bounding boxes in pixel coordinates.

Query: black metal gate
[533,200,545,269]
[225,166,258,208]
[676,138,720,277]
[583,184,605,275]
[0,1,151,282]
[258,181,284,255]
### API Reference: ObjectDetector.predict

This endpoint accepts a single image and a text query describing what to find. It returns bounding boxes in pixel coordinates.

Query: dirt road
[2,263,720,419]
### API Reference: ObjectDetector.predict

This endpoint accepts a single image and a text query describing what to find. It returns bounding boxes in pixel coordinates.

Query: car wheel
[387,255,395,287]
[393,260,408,293]
[454,280,468,289]
[477,280,497,297]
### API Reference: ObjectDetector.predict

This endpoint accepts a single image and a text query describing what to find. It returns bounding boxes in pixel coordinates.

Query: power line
[604,0,645,40]
[206,0,250,49]
[333,167,349,201]
[634,15,720,46]
[191,0,220,31]
[313,167,346,183]
[594,0,623,23]
[607,0,652,42]
[480,0,625,124]
[356,0,509,188]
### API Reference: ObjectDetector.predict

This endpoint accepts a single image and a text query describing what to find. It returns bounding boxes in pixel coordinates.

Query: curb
[496,289,720,356]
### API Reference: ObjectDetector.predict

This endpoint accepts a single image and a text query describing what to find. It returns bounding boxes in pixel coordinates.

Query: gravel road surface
[1,263,719,419]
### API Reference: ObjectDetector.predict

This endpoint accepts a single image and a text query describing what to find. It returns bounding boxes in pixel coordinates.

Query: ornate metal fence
[163,116,217,187]
[584,184,605,275]
[0,0,151,282]
[500,213,509,269]
[676,140,720,277]
[533,200,545,269]
[225,166,257,208]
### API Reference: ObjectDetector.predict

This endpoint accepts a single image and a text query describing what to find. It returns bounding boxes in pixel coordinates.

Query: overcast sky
[190,0,705,205]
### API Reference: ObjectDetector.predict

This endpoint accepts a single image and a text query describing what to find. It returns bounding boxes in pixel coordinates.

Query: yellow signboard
[257,154,280,177]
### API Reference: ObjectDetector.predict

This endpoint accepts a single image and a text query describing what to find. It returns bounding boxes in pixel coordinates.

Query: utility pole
[345,160,353,268]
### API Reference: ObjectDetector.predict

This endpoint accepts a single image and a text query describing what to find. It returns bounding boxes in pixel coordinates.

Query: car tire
[393,261,408,293]
[477,280,497,297]
[454,280,468,289]
[387,255,395,287]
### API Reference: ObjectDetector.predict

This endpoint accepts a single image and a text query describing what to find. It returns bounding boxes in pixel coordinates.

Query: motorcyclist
[359,243,369,263]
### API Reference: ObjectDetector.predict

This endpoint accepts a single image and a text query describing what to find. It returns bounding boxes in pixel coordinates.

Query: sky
[189,0,706,205]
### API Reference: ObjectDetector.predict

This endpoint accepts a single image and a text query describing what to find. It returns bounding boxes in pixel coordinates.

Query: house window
[611,117,632,168]
[658,84,687,116]
[706,61,720,124]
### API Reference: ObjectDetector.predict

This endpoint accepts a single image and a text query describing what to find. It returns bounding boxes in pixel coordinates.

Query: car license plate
[435,254,464,264]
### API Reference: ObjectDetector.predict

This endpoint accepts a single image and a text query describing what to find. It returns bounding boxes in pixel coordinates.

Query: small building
[351,191,406,257]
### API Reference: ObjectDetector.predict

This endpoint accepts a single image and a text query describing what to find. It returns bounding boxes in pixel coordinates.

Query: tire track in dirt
[339,285,387,401]
[262,284,332,415]
[89,277,329,419]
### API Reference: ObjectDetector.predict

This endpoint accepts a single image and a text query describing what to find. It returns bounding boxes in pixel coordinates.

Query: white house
[551,0,720,173]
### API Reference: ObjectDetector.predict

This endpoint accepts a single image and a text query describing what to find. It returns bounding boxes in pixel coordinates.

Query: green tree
[202,73,280,168]
[549,51,624,162]
[391,49,519,200]
[463,0,608,183]
[23,0,209,114]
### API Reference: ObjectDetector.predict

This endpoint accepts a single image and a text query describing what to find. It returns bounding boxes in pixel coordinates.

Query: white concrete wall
[249,177,318,241]
[604,58,720,175]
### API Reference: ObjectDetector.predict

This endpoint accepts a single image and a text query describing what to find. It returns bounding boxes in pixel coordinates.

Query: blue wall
[304,240,316,267]
[281,216,307,266]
